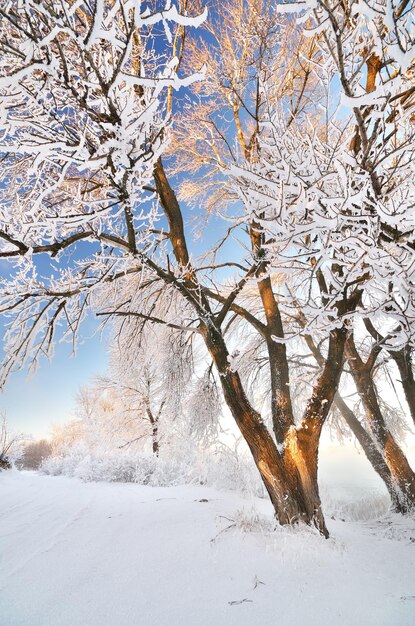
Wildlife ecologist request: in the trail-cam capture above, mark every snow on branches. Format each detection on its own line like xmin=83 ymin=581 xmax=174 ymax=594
xmin=0 ymin=0 xmax=205 ymax=382
xmin=228 ymin=0 xmax=415 ymax=347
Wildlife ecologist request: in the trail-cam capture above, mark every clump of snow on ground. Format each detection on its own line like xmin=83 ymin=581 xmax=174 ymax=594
xmin=1 ymin=469 xmax=415 ymax=626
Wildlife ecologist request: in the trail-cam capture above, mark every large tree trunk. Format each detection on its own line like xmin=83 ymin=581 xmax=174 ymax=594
xmin=247 ymin=232 xmax=336 ymax=535
xmin=284 ymin=422 xmax=328 ymax=536
xmin=346 ymin=338 xmax=415 ymax=512
xmin=303 ymin=320 xmax=404 ymax=508
xmin=155 ymin=156 xmax=332 ymax=535
xmin=202 ymin=322 xmax=329 ymax=535
xmin=302 ymin=321 xmax=407 ymax=510
xmin=281 ymin=325 xmax=350 ymax=536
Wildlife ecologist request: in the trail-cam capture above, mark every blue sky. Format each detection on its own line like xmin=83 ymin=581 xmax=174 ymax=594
xmin=0 ymin=313 xmax=108 ymax=438
xmin=0 ymin=245 xmax=111 ymax=437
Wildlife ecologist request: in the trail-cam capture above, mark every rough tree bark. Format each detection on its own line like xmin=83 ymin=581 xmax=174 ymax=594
xmin=346 ymin=335 xmax=415 ymax=512
xmin=248 ymin=220 xmax=342 ymax=536
xmin=282 ymin=326 xmax=347 ymax=537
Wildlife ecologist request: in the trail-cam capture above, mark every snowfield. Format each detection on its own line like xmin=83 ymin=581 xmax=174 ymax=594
xmin=1 ymin=470 xmax=415 ymax=626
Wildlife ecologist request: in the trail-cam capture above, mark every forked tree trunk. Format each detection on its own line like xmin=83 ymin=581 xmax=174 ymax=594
xmin=281 ymin=324 xmax=350 ymax=536
xmin=155 ymin=157 xmax=332 ymax=535
xmin=202 ymin=323 xmax=330 ymax=536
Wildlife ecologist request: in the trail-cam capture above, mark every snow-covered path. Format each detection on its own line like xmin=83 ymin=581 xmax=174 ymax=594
xmin=1 ymin=471 xmax=415 ymax=626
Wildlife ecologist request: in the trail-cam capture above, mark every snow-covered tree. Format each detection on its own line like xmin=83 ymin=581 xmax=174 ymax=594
xmin=0 ymin=0 xmax=205 ymax=380
xmin=2 ymin=0 xmax=415 ymax=535
xmin=170 ymin=0 xmax=415 ymax=519
xmin=0 ymin=415 xmax=25 ymax=469
xmin=18 ymin=439 xmax=52 ymax=470
xmin=257 ymin=0 xmax=415 ymax=509
xmin=100 ymin=317 xmax=194 ymax=456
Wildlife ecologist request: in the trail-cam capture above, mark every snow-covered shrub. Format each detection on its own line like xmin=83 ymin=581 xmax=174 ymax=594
xmin=42 ymin=450 xmax=195 ymax=487
xmin=17 ymin=439 xmax=52 ymax=470
xmin=41 ymin=420 xmax=394 ymax=524
xmin=40 ymin=435 xmax=266 ymax=496
xmin=41 ymin=444 xmax=89 ymax=478
xmin=0 ymin=415 xmax=26 ymax=470
xmin=194 ymin=445 xmax=265 ymax=498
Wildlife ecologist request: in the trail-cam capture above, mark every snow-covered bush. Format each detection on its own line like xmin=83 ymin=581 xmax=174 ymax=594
xmin=41 ymin=446 xmax=196 ymax=487
xmin=17 ymin=439 xmax=52 ymax=470
xmin=40 ymin=434 xmax=266 ymax=495
xmin=195 ymin=444 xmax=266 ymax=498
xmin=0 ymin=415 xmax=25 ymax=470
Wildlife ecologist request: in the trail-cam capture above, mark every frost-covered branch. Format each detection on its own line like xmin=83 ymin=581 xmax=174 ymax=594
xmin=0 ymin=0 xmax=205 ymax=379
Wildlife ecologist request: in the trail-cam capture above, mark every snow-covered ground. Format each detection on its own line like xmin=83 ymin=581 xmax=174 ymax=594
xmin=1 ymin=469 xmax=415 ymax=626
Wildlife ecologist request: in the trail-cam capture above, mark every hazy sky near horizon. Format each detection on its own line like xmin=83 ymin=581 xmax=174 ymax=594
xmin=0 ymin=210 xmax=236 ymax=439
xmin=1 ymin=317 xmax=108 ymax=438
